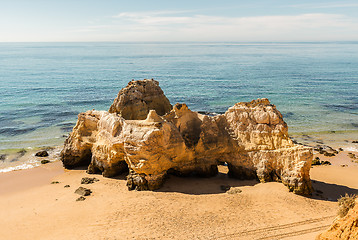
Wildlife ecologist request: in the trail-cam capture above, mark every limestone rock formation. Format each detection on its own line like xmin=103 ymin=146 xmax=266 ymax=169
xmin=317 ymin=198 xmax=358 ymax=240
xmin=61 ymin=79 xmax=313 ymax=195
xmin=109 ymin=79 xmax=172 ymax=120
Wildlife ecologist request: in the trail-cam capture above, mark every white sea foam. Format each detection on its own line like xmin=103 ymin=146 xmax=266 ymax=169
xmin=0 ymin=162 xmax=40 ymax=173
xmin=0 ymin=154 xmax=43 ymax=173
xmin=344 ymin=146 xmax=358 ymax=152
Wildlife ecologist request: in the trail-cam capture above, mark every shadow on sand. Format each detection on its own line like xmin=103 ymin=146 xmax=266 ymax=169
xmin=155 ymin=171 xmax=259 ymax=195
xmin=312 ymin=180 xmax=358 ymax=202
xmin=71 ymin=164 xmax=358 ymax=199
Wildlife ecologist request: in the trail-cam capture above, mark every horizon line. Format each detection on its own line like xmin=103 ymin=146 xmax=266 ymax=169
xmin=1 ymin=40 xmax=358 ymax=44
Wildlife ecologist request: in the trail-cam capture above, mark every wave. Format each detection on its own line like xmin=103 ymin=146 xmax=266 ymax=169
xmin=0 ymin=158 xmax=41 ymax=173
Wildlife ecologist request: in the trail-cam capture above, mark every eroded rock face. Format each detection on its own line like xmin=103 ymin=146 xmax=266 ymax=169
xmin=108 ymin=79 xmax=172 ymax=120
xmin=61 ymin=110 xmax=104 ymax=169
xmin=61 ymin=79 xmax=313 ymax=195
xmin=317 ymin=198 xmax=358 ymax=240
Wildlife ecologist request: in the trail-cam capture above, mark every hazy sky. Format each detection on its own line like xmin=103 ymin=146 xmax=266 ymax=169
xmin=1 ymin=0 xmax=358 ymax=42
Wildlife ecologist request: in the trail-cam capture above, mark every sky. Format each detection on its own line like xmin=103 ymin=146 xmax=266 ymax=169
xmin=1 ymin=0 xmax=358 ymax=42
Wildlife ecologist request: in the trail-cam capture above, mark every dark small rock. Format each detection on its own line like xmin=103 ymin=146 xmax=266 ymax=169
xmin=352 ymin=141 xmax=358 ymax=143
xmin=227 ymin=187 xmax=242 ymax=194
xmin=312 ymin=157 xmax=321 ymax=165
xmin=64 ymin=185 xmax=70 ymax=188
xmin=318 ymin=150 xmax=325 ymax=154
xmin=220 ymin=185 xmax=231 ymax=191
xmin=0 ymin=154 xmax=6 ymax=161
xmin=17 ymin=149 xmax=26 ymax=157
xmin=338 ymin=148 xmax=343 ymax=151
xmin=321 ymin=161 xmax=332 ymax=165
xmin=341 ymin=164 xmax=348 ymax=167
xmin=81 ymin=177 xmax=99 ymax=184
xmin=51 ymin=181 xmax=60 ymax=184
xmin=35 ymin=150 xmax=49 ymax=157
xmin=75 ymin=186 xmax=92 ymax=196
xmin=41 ymin=159 xmax=50 ymax=164
xmin=324 ymin=152 xmax=335 ymax=157
xmin=76 ymin=196 xmax=86 ymax=201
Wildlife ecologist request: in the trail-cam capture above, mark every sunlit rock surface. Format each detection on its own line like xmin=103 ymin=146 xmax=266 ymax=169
xmin=61 ymin=79 xmax=313 ymax=195
xmin=317 ymin=198 xmax=358 ymax=240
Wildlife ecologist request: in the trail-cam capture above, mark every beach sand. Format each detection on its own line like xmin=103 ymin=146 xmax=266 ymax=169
xmin=0 ymin=151 xmax=357 ymax=240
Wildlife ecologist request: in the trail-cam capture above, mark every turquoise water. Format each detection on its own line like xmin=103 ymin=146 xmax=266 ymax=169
xmin=1 ymin=42 xmax=358 ymax=153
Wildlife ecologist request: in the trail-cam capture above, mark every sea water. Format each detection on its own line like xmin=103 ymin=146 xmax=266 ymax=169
xmin=1 ymin=42 xmax=358 ymax=171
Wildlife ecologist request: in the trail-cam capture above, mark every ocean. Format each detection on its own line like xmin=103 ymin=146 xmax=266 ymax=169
xmin=1 ymin=42 xmax=358 ymax=171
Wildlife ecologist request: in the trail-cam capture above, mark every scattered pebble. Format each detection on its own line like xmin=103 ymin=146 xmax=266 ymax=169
xmin=314 ymin=145 xmax=338 ymax=156
xmin=76 ymin=196 xmax=86 ymax=201
xmin=312 ymin=158 xmax=331 ymax=166
xmin=324 ymin=152 xmax=336 ymax=157
xmin=348 ymin=153 xmax=357 ymax=159
xmin=321 ymin=161 xmax=332 ymax=165
xmin=64 ymin=185 xmax=70 ymax=188
xmin=75 ymin=187 xmax=92 ymax=196
xmin=41 ymin=159 xmax=50 ymax=164
xmin=81 ymin=177 xmax=99 ymax=184
xmin=227 ymin=187 xmax=242 ymax=194
xmin=17 ymin=149 xmax=27 ymax=157
xmin=35 ymin=150 xmax=49 ymax=157
xmin=352 ymin=141 xmax=358 ymax=143
xmin=312 ymin=157 xmax=321 ymax=165
xmin=51 ymin=181 xmax=60 ymax=184
xmin=0 ymin=154 xmax=6 ymax=161
xmin=341 ymin=164 xmax=348 ymax=167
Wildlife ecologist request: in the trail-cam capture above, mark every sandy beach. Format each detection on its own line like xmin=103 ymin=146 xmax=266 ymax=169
xmin=0 ymin=149 xmax=357 ymax=240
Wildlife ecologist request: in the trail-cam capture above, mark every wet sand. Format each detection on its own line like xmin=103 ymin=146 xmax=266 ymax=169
xmin=0 ymin=150 xmax=357 ymax=240
xmin=0 ymin=161 xmax=64 ymax=196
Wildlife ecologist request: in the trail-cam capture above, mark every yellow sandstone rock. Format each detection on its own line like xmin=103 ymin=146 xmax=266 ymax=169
xmin=317 ymin=198 xmax=358 ymax=240
xmin=61 ymin=79 xmax=313 ymax=195
xmin=108 ymin=79 xmax=172 ymax=120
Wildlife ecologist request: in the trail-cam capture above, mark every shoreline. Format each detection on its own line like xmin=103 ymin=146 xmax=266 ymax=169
xmin=0 ymin=160 xmax=64 ymax=196
xmin=0 ymin=145 xmax=62 ymax=173
xmin=290 ymin=130 xmax=358 ymax=151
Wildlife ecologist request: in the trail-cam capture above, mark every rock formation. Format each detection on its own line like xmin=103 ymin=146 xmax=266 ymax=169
xmin=317 ymin=198 xmax=358 ymax=240
xmin=108 ymin=79 xmax=172 ymax=120
xmin=61 ymin=79 xmax=313 ymax=195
